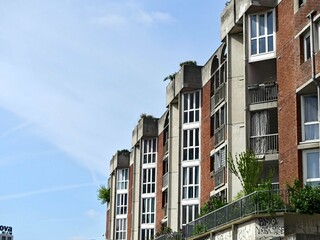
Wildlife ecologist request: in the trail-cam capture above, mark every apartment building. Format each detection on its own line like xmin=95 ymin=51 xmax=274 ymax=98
xmin=105 ymin=0 xmax=320 ymax=239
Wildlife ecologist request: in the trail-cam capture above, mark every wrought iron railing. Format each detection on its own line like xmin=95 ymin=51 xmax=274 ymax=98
xmin=250 ymin=133 xmax=279 ymax=155
xmin=184 ymin=189 xmax=290 ymax=238
xmin=248 ymin=83 xmax=277 ymax=104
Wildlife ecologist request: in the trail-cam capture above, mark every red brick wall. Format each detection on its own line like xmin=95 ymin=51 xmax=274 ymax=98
xmin=277 ymin=0 xmax=320 ymax=188
xmin=156 ymin=132 xmax=165 ymax=233
xmin=200 ymin=81 xmax=214 ymax=205
xmin=127 ymin=164 xmax=134 ymax=240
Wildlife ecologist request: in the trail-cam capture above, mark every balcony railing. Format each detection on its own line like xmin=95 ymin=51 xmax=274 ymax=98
xmin=162 ymin=172 xmax=168 ymax=188
xmin=155 ymin=232 xmax=183 ymax=240
xmin=250 ymin=133 xmax=278 ymax=155
xmin=214 ymin=167 xmax=225 ymax=189
xmin=211 ymin=83 xmax=226 ymax=113
xmin=214 ymin=124 xmax=226 ymax=147
xmin=184 ymin=189 xmax=290 ymax=238
xmin=248 ymin=83 xmax=277 ymax=104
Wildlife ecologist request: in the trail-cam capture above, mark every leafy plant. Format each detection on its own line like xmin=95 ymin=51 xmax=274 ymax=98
xmin=97 ymin=185 xmax=110 ymax=204
xmin=228 ymin=150 xmax=263 ymax=195
xmin=191 ymin=223 xmax=207 ymax=236
xmin=155 ymin=227 xmax=182 ymax=240
xmin=200 ymin=195 xmax=226 ymax=216
xmin=287 ymin=179 xmax=320 ymax=214
xmin=163 ymin=61 xmax=197 ymax=81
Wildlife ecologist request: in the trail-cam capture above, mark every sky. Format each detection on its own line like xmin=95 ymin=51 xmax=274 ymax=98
xmin=0 ymin=1 xmax=226 ymax=240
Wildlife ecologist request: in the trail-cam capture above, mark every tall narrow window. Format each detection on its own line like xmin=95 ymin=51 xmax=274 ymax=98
xmin=183 ymin=128 xmax=200 ymax=161
xmin=115 ymin=219 xmax=127 ymax=240
xmin=116 ymin=193 xmax=128 ymax=215
xmin=182 ymin=166 xmax=199 ymax=199
xmin=182 ymin=204 xmax=199 ymax=225
xmin=142 ymin=198 xmax=155 ymax=224
xmin=302 ymin=95 xmax=319 ymax=141
xmin=250 ymin=10 xmax=275 ymax=59
xmin=303 ymin=150 xmax=320 ymax=186
xmin=117 ymin=168 xmax=129 ymax=190
xmin=142 ymin=168 xmax=156 ymax=194
xmin=304 ymin=32 xmax=311 ymax=61
xmin=183 ymin=91 xmax=200 ymax=124
xmin=143 ymin=139 xmax=157 ymax=164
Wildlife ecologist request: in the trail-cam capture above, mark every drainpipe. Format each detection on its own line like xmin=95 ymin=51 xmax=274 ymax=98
xmin=307 ymin=10 xmax=320 ymax=146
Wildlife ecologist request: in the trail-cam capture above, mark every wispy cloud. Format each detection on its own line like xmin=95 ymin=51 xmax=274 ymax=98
xmin=0 ymin=182 xmax=95 ymax=201
xmin=135 ymin=10 xmax=174 ymax=24
xmin=0 ymin=121 xmax=32 ymax=138
xmin=84 ymin=209 xmax=100 ymax=218
xmin=91 ymin=14 xmax=127 ymax=28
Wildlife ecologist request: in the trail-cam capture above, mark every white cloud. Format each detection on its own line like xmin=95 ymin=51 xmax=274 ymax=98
xmin=91 ymin=14 xmax=127 ymax=27
xmin=135 ymin=10 xmax=174 ymax=25
xmin=0 ymin=182 xmax=95 ymax=201
xmin=84 ymin=209 xmax=100 ymax=218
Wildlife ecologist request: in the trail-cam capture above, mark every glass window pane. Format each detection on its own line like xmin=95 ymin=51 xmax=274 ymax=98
xmin=195 ymin=91 xmax=200 ymax=108
xmin=305 ymin=96 xmax=318 ymax=122
xmin=268 ymin=36 xmax=274 ymax=52
xmin=190 ymin=93 xmax=194 ymax=109
xmin=251 ymin=15 xmax=257 ymax=38
xmin=307 ymin=152 xmax=320 ymax=179
xmin=184 ymin=95 xmax=188 ymax=110
xmin=259 ymin=37 xmax=266 ymax=53
xmin=259 ymin=14 xmax=265 ymax=36
xmin=251 ymin=39 xmax=257 ymax=55
xmin=267 ymin=11 xmax=273 ymax=34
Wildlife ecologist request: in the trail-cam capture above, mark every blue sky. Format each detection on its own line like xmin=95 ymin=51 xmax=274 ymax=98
xmin=0 ymin=1 xmax=226 ymax=239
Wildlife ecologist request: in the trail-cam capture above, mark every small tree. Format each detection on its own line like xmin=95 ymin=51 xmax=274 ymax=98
xmin=228 ymin=150 xmax=263 ymax=195
xmin=97 ymin=185 xmax=110 ymax=204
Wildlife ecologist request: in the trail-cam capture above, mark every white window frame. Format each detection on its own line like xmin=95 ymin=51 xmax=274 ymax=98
xmin=303 ymin=31 xmax=311 ymax=61
xmin=116 ymin=193 xmax=128 ymax=215
xmin=181 ymin=204 xmax=199 ymax=225
xmin=141 ymin=228 xmax=154 ymax=240
xmin=141 ymin=197 xmax=155 ymax=224
xmin=301 ymin=95 xmax=319 ymax=142
xmin=303 ymin=149 xmax=320 ymax=185
xmin=143 ymin=139 xmax=157 ymax=164
xmin=213 ymin=147 xmax=226 ymax=172
xmin=117 ymin=168 xmax=129 ymax=190
xmin=183 ymin=91 xmax=201 ymax=124
xmin=142 ymin=168 xmax=156 ymax=194
xmin=249 ymin=9 xmax=276 ymax=62
xmin=182 ymin=166 xmax=199 ymax=199
xmin=299 ymin=0 xmax=306 ymax=7
xmin=182 ymin=128 xmax=200 ymax=161
xmin=115 ymin=218 xmax=127 ymax=240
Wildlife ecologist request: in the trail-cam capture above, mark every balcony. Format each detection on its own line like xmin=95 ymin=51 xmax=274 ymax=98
xmin=214 ymin=167 xmax=225 ymax=189
xmin=250 ymin=133 xmax=278 ymax=155
xmin=248 ymin=83 xmax=277 ymax=105
xmin=184 ymin=189 xmax=289 ymax=238
xmin=211 ymin=83 xmax=226 ymax=113
xmin=162 ymin=172 xmax=168 ymax=189
xmin=214 ymin=124 xmax=226 ymax=147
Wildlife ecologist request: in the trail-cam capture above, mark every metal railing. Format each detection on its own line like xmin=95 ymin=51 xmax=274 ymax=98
xmin=250 ymin=133 xmax=279 ymax=155
xmin=155 ymin=232 xmax=183 ymax=240
xmin=184 ymin=189 xmax=290 ymax=238
xmin=248 ymin=83 xmax=277 ymax=104
xmin=211 ymin=83 xmax=226 ymax=113
xmin=162 ymin=172 xmax=168 ymax=188
xmin=214 ymin=167 xmax=225 ymax=189
xmin=214 ymin=124 xmax=226 ymax=147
